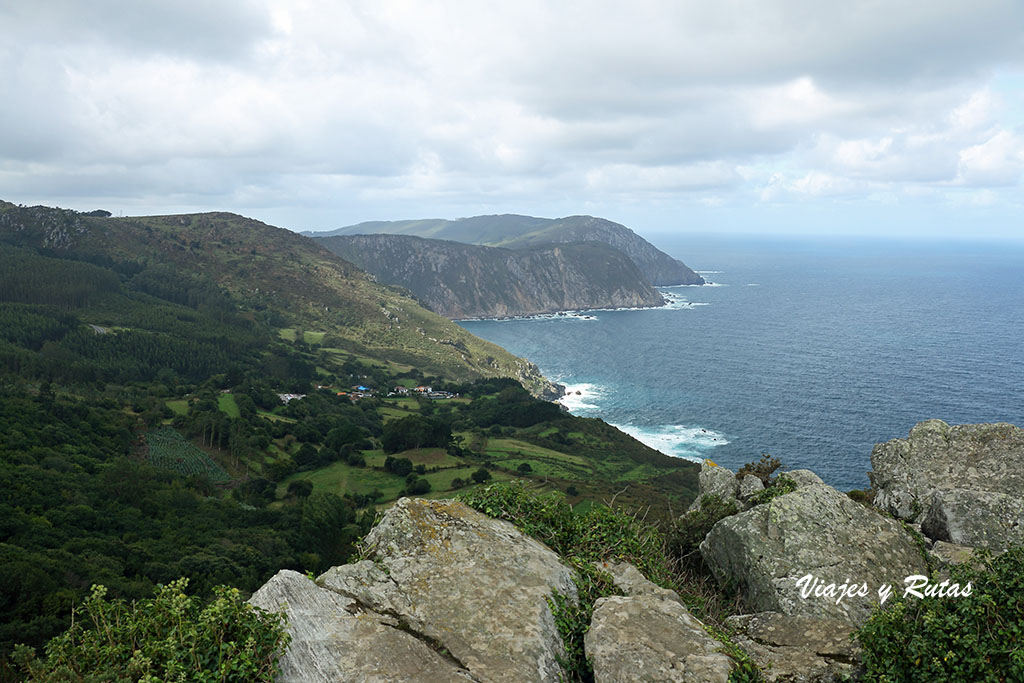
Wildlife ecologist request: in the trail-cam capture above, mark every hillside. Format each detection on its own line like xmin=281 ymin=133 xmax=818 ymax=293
xmin=0 ymin=201 xmax=556 ymax=397
xmin=312 ymin=213 xmax=705 ymax=286
xmin=317 ymin=233 xmax=665 ymax=318
xmin=0 ymin=200 xmax=699 ymax=664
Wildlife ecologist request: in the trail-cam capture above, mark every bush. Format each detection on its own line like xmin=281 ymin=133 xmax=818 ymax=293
xmin=471 ymin=467 xmax=492 ymax=484
xmin=736 ymin=453 xmax=781 ymax=487
xmin=856 ymin=547 xmax=1024 ymax=682
xmin=516 ymin=462 xmax=533 ymax=474
xmin=667 ymin=494 xmax=739 ymax=573
xmin=13 ymin=579 xmax=289 ymax=682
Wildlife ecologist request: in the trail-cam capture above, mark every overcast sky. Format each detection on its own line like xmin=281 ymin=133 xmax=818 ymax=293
xmin=2 ymin=1 xmax=1023 ymax=239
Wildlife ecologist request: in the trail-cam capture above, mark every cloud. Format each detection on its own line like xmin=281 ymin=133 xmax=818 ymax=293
xmin=1 ymin=0 xmax=1023 ymax=235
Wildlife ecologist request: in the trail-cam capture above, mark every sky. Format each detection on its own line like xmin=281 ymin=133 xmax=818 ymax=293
xmin=1 ymin=1 xmax=1023 ymax=240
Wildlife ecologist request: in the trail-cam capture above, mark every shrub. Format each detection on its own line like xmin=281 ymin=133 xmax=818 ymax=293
xmin=856 ymin=547 xmax=1024 ymax=682
xmin=471 ymin=467 xmax=492 ymax=484
xmin=736 ymin=453 xmax=781 ymax=487
xmin=516 ymin=462 xmax=533 ymax=474
xmin=13 ymin=579 xmax=289 ymax=682
xmin=667 ymin=494 xmax=739 ymax=573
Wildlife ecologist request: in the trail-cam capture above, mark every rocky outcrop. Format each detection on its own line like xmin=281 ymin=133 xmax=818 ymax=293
xmin=870 ymin=420 xmax=1024 ymax=550
xmin=586 ymin=561 xmax=734 ymax=682
xmin=317 ymin=234 xmax=665 ymax=318
xmin=252 ymin=498 xmax=577 ymax=682
xmin=700 ymin=475 xmax=927 ymax=625
xmin=725 ymin=612 xmax=857 ymax=683
xmin=249 ymin=570 xmax=475 ymax=682
xmin=687 ymin=461 xmax=740 ymax=512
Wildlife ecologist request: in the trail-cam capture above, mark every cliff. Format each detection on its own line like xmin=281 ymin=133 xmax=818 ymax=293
xmin=311 ymin=213 xmax=705 ymax=287
xmin=316 ymin=233 xmax=665 ymax=319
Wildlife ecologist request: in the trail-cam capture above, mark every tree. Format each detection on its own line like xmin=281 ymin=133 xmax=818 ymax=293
xmin=287 ymin=480 xmax=314 ymax=499
xmin=383 ymin=456 xmax=413 ymax=477
xmin=471 ymin=468 xmax=492 ymax=484
xmin=516 ymin=463 xmax=533 ymax=475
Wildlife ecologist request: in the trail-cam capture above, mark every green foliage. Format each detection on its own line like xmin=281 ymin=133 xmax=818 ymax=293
xmin=736 ymin=453 xmax=781 ymax=487
xmin=471 ymin=467 xmax=492 ymax=483
xmin=547 ymin=561 xmax=619 ymax=683
xmin=381 ymin=414 xmax=450 ymax=453
xmin=746 ymin=475 xmax=797 ymax=506
xmin=667 ymin=494 xmax=739 ymax=573
xmin=145 ymin=428 xmax=230 ymax=483
xmin=13 ymin=579 xmax=289 ymax=682
xmin=856 ymin=547 xmax=1024 ymax=682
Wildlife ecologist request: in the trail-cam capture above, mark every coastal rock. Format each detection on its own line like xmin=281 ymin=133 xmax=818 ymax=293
xmin=929 ymin=540 xmax=978 ymax=567
xmin=700 ymin=483 xmax=927 ymax=625
xmin=781 ymin=470 xmax=824 ymax=489
xmin=597 ymin=560 xmax=682 ymax=603
xmin=359 ymin=498 xmax=576 ymax=682
xmin=739 ymin=475 xmax=765 ymax=502
xmin=725 ymin=612 xmax=857 ymax=683
xmin=920 ymin=488 xmax=1024 ymax=550
xmin=870 ymin=420 xmax=1024 ymax=550
xmin=248 ymin=570 xmax=473 ymax=682
xmin=585 ymin=594 xmax=733 ymax=682
xmin=688 ymin=461 xmax=740 ymax=512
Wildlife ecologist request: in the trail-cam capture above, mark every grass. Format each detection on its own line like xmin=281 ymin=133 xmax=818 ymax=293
xmin=279 ymin=461 xmax=406 ymax=500
xmin=165 ymin=400 xmax=189 ymax=416
xmin=217 ymin=394 xmax=240 ymax=418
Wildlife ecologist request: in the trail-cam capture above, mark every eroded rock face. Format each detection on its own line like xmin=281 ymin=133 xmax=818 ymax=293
xmin=688 ymin=461 xmax=741 ymax=512
xmin=248 ymin=570 xmax=474 ymax=682
xmin=725 ymin=612 xmax=857 ymax=683
xmin=870 ymin=420 xmax=1024 ymax=550
xmin=585 ymin=564 xmax=733 ymax=683
xmin=700 ymin=483 xmax=927 ymax=625
xmin=255 ymin=498 xmax=577 ymax=683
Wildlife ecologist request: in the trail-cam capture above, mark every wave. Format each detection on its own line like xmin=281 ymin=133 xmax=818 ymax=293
xmin=696 ymin=270 xmax=723 ymax=274
xmin=556 ymin=382 xmax=606 ymax=413
xmin=609 ymin=423 xmax=729 ymax=462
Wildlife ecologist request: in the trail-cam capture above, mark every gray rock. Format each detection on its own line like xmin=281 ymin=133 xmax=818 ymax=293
xmin=725 ymin=612 xmax=857 ymax=682
xmin=700 ymin=483 xmax=927 ymax=625
xmin=739 ymin=475 xmax=765 ymax=501
xmin=361 ymin=498 xmax=576 ymax=682
xmin=929 ymin=540 xmax=978 ymax=567
xmin=586 ymin=594 xmax=733 ymax=682
xmin=249 ymin=570 xmax=474 ymax=682
xmin=920 ymin=488 xmax=1024 ymax=550
xmin=688 ymin=461 xmax=740 ymax=512
xmin=870 ymin=420 xmax=1024 ymax=550
xmin=780 ymin=470 xmax=824 ymax=489
xmin=597 ymin=560 xmax=684 ymax=604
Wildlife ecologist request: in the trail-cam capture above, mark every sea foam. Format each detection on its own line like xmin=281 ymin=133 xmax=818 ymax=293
xmin=609 ymin=423 xmax=729 ymax=462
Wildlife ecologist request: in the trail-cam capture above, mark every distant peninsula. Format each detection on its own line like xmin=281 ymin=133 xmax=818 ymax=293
xmin=312 ymin=214 xmax=703 ymax=319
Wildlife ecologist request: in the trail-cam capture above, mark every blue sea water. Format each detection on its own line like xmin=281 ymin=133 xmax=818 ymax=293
xmin=459 ymin=234 xmax=1024 ymax=491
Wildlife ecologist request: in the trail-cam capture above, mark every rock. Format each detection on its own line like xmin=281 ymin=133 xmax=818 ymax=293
xmin=597 ymin=560 xmax=682 ymax=603
xmin=586 ymin=594 xmax=733 ymax=682
xmin=688 ymin=461 xmax=740 ymax=512
xmin=929 ymin=540 xmax=978 ymax=567
xmin=700 ymin=483 xmax=927 ymax=625
xmin=726 ymin=612 xmax=857 ymax=682
xmin=739 ymin=475 xmax=765 ymax=502
xmin=780 ymin=470 xmax=824 ymax=489
xmin=870 ymin=420 xmax=1024 ymax=550
xmin=920 ymin=488 xmax=1024 ymax=550
xmin=359 ymin=498 xmax=577 ymax=682
xmin=249 ymin=570 xmax=474 ymax=682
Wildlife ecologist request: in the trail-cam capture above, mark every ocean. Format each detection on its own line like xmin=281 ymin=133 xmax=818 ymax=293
xmin=459 ymin=234 xmax=1024 ymax=491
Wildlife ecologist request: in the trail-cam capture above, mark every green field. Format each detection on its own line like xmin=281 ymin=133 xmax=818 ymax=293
xmin=165 ymin=400 xmax=189 ymax=416
xmin=217 ymin=393 xmax=240 ymax=418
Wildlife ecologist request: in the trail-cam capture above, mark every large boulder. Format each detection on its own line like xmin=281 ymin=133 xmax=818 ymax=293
xmin=253 ymin=498 xmax=578 ymax=683
xmin=870 ymin=420 xmax=1024 ymax=550
xmin=687 ymin=460 xmax=740 ymax=512
xmin=249 ymin=570 xmax=474 ymax=682
xmin=586 ymin=561 xmax=734 ymax=682
xmin=725 ymin=612 xmax=857 ymax=683
xmin=700 ymin=483 xmax=927 ymax=625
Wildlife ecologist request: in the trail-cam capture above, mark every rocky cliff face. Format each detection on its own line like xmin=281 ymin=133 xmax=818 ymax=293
xmin=312 ymin=213 xmax=705 ymax=287
xmin=870 ymin=420 xmax=1024 ymax=550
xmin=317 ymin=234 xmax=665 ymax=319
